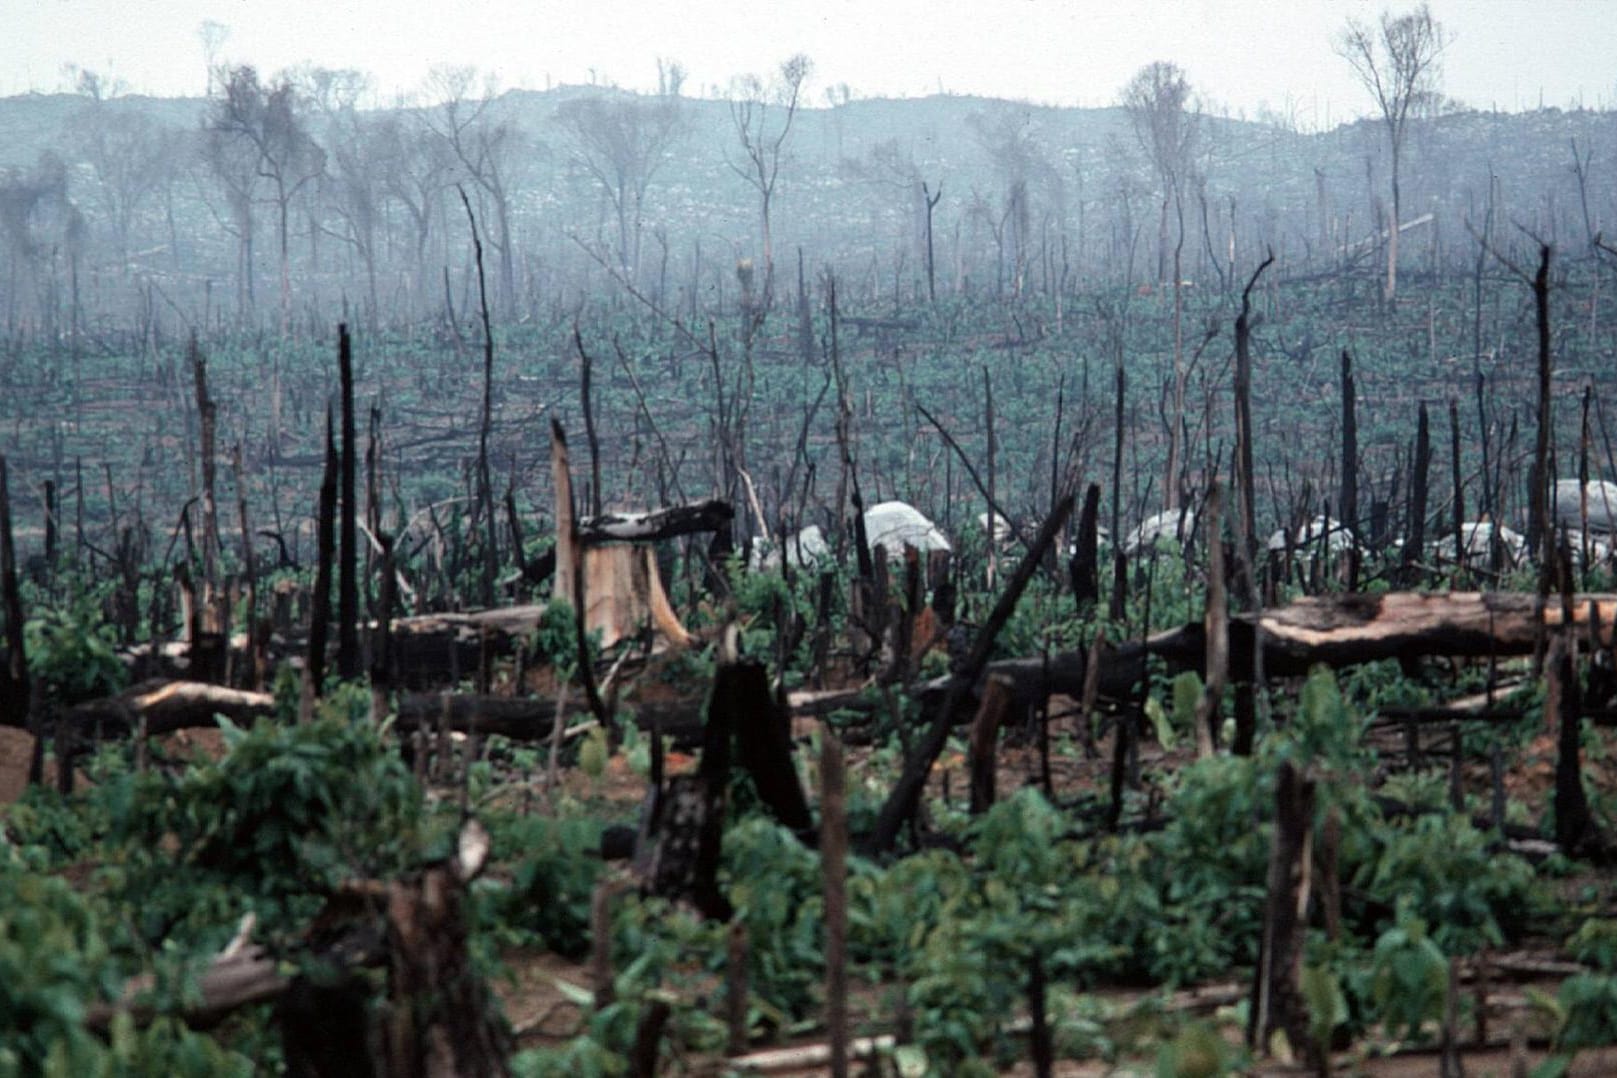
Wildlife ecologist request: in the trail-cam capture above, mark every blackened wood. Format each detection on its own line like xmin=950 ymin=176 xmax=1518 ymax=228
xmin=1551 ymin=625 xmax=1600 ymax=858
xmin=1106 ymin=699 xmax=1131 ymax=832
xmin=379 ymin=859 xmax=511 ymax=1077
xmin=1404 ymin=403 xmax=1431 ymax=585
xmin=1149 ymin=591 xmax=1617 ymax=676
xmin=821 ymin=732 xmax=849 ymax=1078
xmin=306 ymin=412 xmax=338 ymax=708
xmin=1319 ymin=807 xmax=1342 ymax=942
xmin=1109 ymin=361 xmax=1127 ymax=622
xmin=575 ymin=328 xmax=603 ymax=519
xmin=460 ymin=188 xmax=501 ymax=611
xmin=720 ymin=661 xmax=813 ymax=835
xmin=1195 ymin=483 xmax=1227 ymax=758
xmin=725 ymin=921 xmax=750 ymax=1056
xmin=1233 ymin=682 xmax=1256 ymax=757
xmin=1251 ymin=761 xmax=1316 ymax=1064
xmin=228 ymin=451 xmax=257 ymax=689
xmin=191 ymin=336 xmax=221 ymax=617
xmin=1529 ymin=245 xmax=1552 ymax=560
xmin=590 ymin=881 xmax=617 ymax=1010
xmin=551 ymin=421 xmax=610 ymax=728
xmin=1070 ymin=482 xmax=1101 ymax=608
xmin=868 ymin=492 xmax=1074 ymax=853
xmin=968 ymin=673 xmax=1015 ymax=814
xmin=1028 ymin=953 xmax=1052 ymax=1078
xmin=0 ymin=456 xmax=29 ymax=731
xmin=42 ymin=478 xmax=56 ymax=578
xmin=629 ymin=999 xmax=671 ymax=1078
xmin=1450 ymin=399 xmax=1466 ymax=578
xmin=371 ymin=533 xmax=394 ymax=710
xmin=1234 ymin=253 xmax=1274 ymax=573
xmin=337 ymin=324 xmax=360 ymax=680
xmin=1341 ymin=350 xmax=1360 ymax=589
xmin=279 ymin=969 xmax=373 ymax=1077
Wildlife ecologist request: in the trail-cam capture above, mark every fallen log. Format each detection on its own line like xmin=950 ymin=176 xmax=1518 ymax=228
xmin=906 ymin=591 xmax=1617 ymax=733
xmin=575 ymin=499 xmax=733 ymax=545
xmin=1150 ymin=591 xmax=1617 ymax=679
xmin=65 ymin=679 xmax=277 ymax=740
xmin=392 ymin=691 xmax=707 ymax=745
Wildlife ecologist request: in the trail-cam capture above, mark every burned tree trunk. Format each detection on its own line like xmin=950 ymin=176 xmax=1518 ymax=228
xmin=1251 ymin=761 xmax=1316 ymax=1064
xmin=1403 ymin=403 xmax=1431 ymax=586
xmin=1069 ymin=482 xmax=1101 ymax=609
xmin=1341 ymin=351 xmax=1359 ymax=589
xmin=303 ymin=413 xmax=338 ymax=716
xmin=869 ymin=493 xmax=1074 ymax=853
xmin=0 ymin=457 xmax=29 ymax=732
xmin=338 ymin=324 xmax=360 ymax=680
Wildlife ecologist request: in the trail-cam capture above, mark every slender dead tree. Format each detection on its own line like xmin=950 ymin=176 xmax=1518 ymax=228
xmin=337 ymin=324 xmax=359 ymax=679
xmin=1122 ymin=61 xmax=1198 ymax=510
xmin=727 ymin=54 xmax=812 ymax=305
xmin=1336 ymin=3 xmax=1448 ymax=303
xmin=459 ymin=187 xmax=500 ymax=608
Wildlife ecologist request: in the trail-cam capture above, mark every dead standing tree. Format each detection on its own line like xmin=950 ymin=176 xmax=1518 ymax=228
xmin=558 ymin=84 xmax=686 ymax=285
xmin=1336 ymin=2 xmax=1448 ymax=305
xmin=205 ymin=66 xmax=325 ymax=335
xmin=424 ymin=67 xmax=521 ymax=309
xmin=1122 ymin=61 xmax=1199 ymax=512
xmin=727 ymin=53 xmax=812 ymax=307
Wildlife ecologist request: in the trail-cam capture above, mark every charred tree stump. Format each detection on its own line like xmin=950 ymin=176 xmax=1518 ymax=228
xmin=1550 ymin=628 xmax=1604 ymax=859
xmin=1 ymin=457 xmax=33 ymax=733
xmin=821 ymin=732 xmax=849 ymax=1078
xmin=726 ymin=659 xmax=813 ymax=835
xmin=968 ymin=673 xmax=1015 ymax=814
xmin=1069 ymin=482 xmax=1101 ymax=609
xmin=377 ymin=833 xmax=510 ymax=1078
xmin=1251 ymin=761 xmax=1316 ymax=1065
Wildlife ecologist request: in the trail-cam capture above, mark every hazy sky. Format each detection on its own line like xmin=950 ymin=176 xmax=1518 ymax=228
xmin=6 ymin=0 xmax=1613 ymax=127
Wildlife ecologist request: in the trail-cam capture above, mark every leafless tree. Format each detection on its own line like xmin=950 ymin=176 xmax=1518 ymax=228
xmin=374 ymin=115 xmax=451 ymax=310
xmin=557 ymin=80 xmax=686 ymax=284
xmin=63 ymin=68 xmax=178 ymax=274
xmin=1336 ymin=2 xmax=1448 ymax=303
xmin=0 ymin=153 xmax=85 ymax=337
xmin=727 ymin=53 xmax=812 ymax=304
xmin=422 ymin=66 xmax=523 ymax=310
xmin=299 ymin=68 xmax=386 ymax=325
xmin=206 ymin=66 xmax=326 ymax=333
xmin=1122 ymin=61 xmax=1198 ymax=510
xmin=967 ymin=110 xmax=1045 ymax=298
